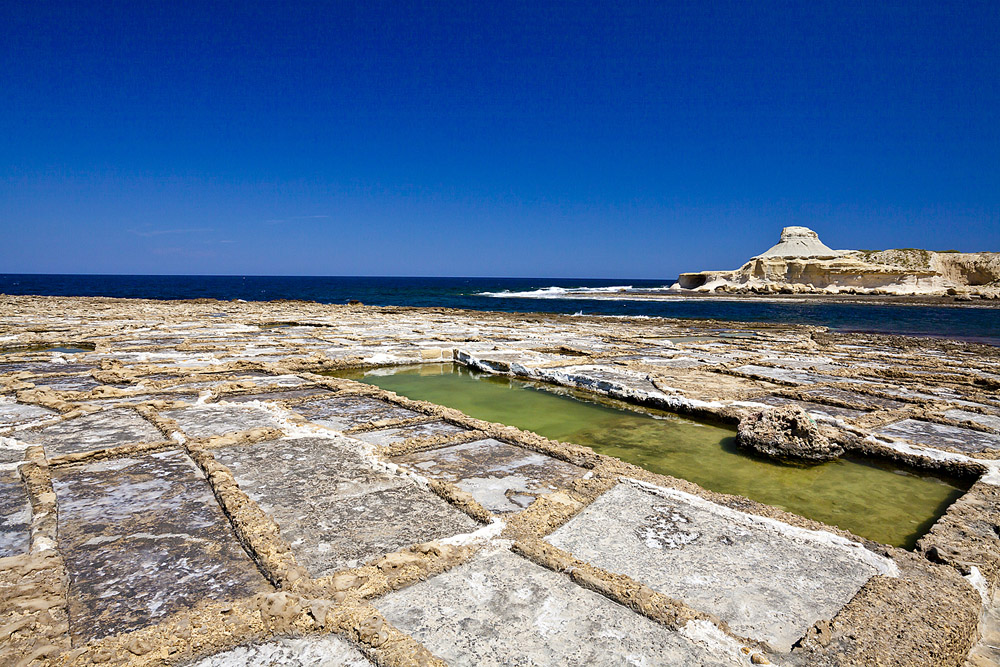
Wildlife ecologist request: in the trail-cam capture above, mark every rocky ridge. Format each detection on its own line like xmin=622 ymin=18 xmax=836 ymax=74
xmin=676 ymin=227 xmax=1000 ymax=298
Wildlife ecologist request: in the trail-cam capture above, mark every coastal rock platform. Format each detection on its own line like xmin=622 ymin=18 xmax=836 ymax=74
xmin=1 ymin=295 xmax=999 ymax=665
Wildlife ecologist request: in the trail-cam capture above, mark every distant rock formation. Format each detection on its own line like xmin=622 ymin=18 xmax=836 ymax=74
xmin=675 ymin=227 xmax=1000 ymax=298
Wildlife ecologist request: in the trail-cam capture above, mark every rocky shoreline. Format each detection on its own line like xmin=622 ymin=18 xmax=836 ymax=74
xmin=1 ymin=295 xmax=999 ymax=665
xmin=554 ymin=289 xmax=1000 ymax=307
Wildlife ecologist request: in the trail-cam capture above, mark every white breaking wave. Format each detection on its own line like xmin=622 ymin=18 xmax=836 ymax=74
xmin=477 ymin=285 xmax=636 ymax=298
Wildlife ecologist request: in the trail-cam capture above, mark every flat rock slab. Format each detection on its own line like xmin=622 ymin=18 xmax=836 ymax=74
xmin=219 ymin=387 xmax=336 ymax=404
xmin=632 ymin=356 xmax=711 ymax=369
xmin=292 ymin=396 xmax=422 ymax=431
xmin=0 ymin=437 xmax=30 ymax=467
xmin=537 ymin=364 xmax=667 ymax=399
xmin=21 ymin=407 xmax=165 ymax=456
xmin=0 ymin=402 xmax=57 ymax=431
xmin=213 ymin=436 xmax=477 ymax=575
xmin=29 ymin=374 xmax=102 ymax=391
xmin=353 ymin=419 xmax=470 ymax=446
xmin=188 ymin=635 xmax=374 ymax=667
xmin=390 ymin=438 xmax=587 ymax=514
xmin=943 ymin=409 xmax=1000 ymax=432
xmin=376 ymin=546 xmax=749 ymax=666
xmin=733 ymin=365 xmax=849 ymax=386
xmin=755 ymin=396 xmax=866 ymax=420
xmin=876 ymin=419 xmax=1000 ymax=453
xmin=803 ymin=387 xmax=906 ymax=410
xmin=1 ymin=362 xmax=94 ymax=375
xmin=162 ymin=404 xmax=282 ymax=439
xmin=0 ymin=472 xmax=30 ymax=557
xmin=759 ymin=357 xmax=840 ymax=371
xmin=546 ymin=482 xmax=889 ymax=652
xmin=51 ymin=450 xmax=270 ymax=641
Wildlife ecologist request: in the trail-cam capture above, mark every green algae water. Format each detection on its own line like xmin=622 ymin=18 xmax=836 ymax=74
xmin=330 ymin=362 xmax=970 ymax=549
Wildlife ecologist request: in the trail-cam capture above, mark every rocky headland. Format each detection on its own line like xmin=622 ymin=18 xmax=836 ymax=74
xmin=675 ymin=226 xmax=1000 ymax=299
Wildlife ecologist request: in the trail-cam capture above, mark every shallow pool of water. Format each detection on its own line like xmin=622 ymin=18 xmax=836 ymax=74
xmin=329 ymin=363 xmax=969 ymax=549
xmin=0 ymin=344 xmax=94 ymax=355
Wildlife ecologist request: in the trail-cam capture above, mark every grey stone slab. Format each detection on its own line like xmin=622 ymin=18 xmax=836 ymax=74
xmin=539 ymin=364 xmax=665 ymax=398
xmin=0 ymin=362 xmax=36 ymax=374
xmin=390 ymin=439 xmax=587 ymax=514
xmin=292 ymin=396 xmax=422 ymax=431
xmin=29 ymin=374 xmax=102 ymax=391
xmin=188 ymin=636 xmax=373 ymax=667
xmin=0 ymin=472 xmax=30 ymax=557
xmin=755 ymin=396 xmax=866 ymax=421
xmin=635 ymin=356 xmax=710 ymax=368
xmin=879 ymin=386 xmax=946 ymax=402
xmin=876 ymin=419 xmax=1000 ymax=453
xmin=0 ymin=437 xmax=29 ymax=466
xmin=169 ymin=372 xmax=278 ymax=389
xmin=353 ymin=420 xmax=469 ymax=447
xmin=0 ymin=402 xmax=58 ymax=430
xmin=1 ymin=362 xmax=94 ymax=375
xmin=943 ymin=409 xmax=1000 ymax=432
xmin=758 ymin=357 xmax=840 ymax=371
xmin=965 ymin=587 xmax=1000 ymax=667
xmin=219 ymin=387 xmax=336 ymax=404
xmin=803 ymin=387 xmax=906 ymax=410
xmin=162 ymin=404 xmax=282 ymax=439
xmin=376 ymin=546 xmax=750 ymax=666
xmin=214 ymin=436 xmax=477 ymax=575
xmin=51 ymin=450 xmax=270 ymax=641
xmin=237 ymin=374 xmax=306 ymax=387
xmin=68 ymin=392 xmax=201 ymax=407
xmin=733 ymin=365 xmax=851 ymax=386
xmin=20 ymin=407 xmax=165 ymax=456
xmin=546 ymin=482 xmax=886 ymax=652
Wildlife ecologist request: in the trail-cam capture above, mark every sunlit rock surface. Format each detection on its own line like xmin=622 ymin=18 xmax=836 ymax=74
xmin=676 ymin=226 xmax=1000 ymax=297
xmin=0 ymin=294 xmax=996 ymax=665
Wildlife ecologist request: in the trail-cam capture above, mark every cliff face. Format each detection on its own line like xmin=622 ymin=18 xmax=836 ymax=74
xmin=676 ymin=229 xmax=1000 ymax=297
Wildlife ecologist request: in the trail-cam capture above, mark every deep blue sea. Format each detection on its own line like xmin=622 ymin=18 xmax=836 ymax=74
xmin=3 ymin=274 xmax=999 ymax=346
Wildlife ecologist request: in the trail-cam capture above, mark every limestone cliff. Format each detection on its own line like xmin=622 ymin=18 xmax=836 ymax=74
xmin=676 ymin=227 xmax=1000 ymax=298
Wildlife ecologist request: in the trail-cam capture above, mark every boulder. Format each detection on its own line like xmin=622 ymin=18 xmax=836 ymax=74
xmin=737 ymin=406 xmax=843 ymax=462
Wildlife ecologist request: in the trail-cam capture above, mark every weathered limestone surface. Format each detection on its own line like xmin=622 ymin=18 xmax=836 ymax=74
xmin=877 ymin=419 xmax=1000 ymax=453
xmin=0 ymin=401 xmax=57 ymax=431
xmin=0 ymin=295 xmax=998 ymax=665
xmin=353 ymin=419 xmax=469 ymax=446
xmin=945 ymin=409 xmax=1000 ymax=432
xmin=20 ymin=407 xmax=166 ymax=456
xmin=803 ymin=387 xmax=907 ymax=410
xmin=188 ymin=635 xmax=374 ymax=666
xmin=29 ymin=374 xmax=103 ymax=392
xmin=219 ymin=387 xmax=336 ymax=403
xmin=51 ymin=450 xmax=270 ymax=641
xmin=376 ymin=546 xmax=752 ymax=666
xmin=390 ymin=438 xmax=588 ymax=513
xmin=737 ymin=406 xmax=844 ymax=462
xmin=546 ymin=482 xmax=888 ymax=652
xmin=0 ymin=471 xmax=30 ymax=556
xmin=754 ymin=395 xmax=865 ymax=421
xmin=163 ymin=403 xmax=282 ymax=439
xmin=213 ymin=435 xmax=479 ymax=574
xmin=292 ymin=396 xmax=421 ymax=430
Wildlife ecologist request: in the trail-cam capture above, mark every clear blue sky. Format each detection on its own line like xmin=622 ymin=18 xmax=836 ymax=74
xmin=2 ymin=1 xmax=997 ymax=278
